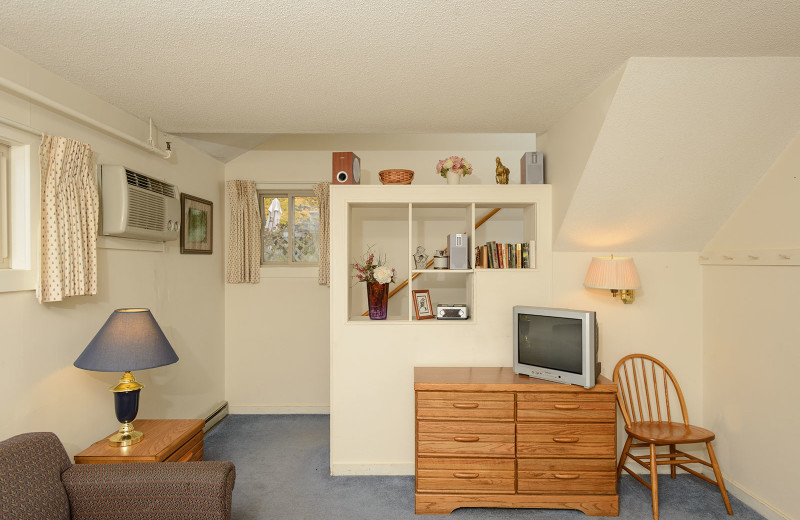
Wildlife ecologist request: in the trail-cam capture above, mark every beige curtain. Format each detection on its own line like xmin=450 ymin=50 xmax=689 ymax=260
xmin=313 ymin=182 xmax=330 ymax=287
xmin=226 ymin=180 xmax=261 ymax=284
xmin=37 ymin=134 xmax=98 ymax=303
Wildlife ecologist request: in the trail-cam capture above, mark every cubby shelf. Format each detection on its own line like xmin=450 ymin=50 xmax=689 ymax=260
xmin=331 ymin=185 xmax=552 ymax=324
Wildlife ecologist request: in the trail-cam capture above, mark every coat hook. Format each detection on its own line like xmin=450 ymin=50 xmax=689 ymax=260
xmin=779 ymin=254 xmax=791 ymax=260
xmin=748 ymin=255 xmax=759 ymax=260
xmin=699 ymin=255 xmax=709 ymax=261
xmin=723 ymin=255 xmax=734 ymax=260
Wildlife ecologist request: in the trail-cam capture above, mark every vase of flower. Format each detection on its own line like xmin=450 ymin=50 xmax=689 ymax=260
xmin=436 ymin=155 xmax=473 ymax=184
xmin=353 ymin=248 xmax=396 ymax=320
xmin=367 ymin=281 xmax=389 ymax=320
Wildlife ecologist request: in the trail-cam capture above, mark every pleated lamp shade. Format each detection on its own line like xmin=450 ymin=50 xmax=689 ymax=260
xmin=583 ymin=257 xmax=641 ymax=290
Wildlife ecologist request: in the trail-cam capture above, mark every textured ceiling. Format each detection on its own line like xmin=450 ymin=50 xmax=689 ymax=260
xmin=1 ymin=1 xmax=800 ymax=136
xmin=554 ymin=58 xmax=800 ymax=252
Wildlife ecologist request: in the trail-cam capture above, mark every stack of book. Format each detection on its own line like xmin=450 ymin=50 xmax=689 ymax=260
xmin=475 ymin=241 xmax=536 ymax=269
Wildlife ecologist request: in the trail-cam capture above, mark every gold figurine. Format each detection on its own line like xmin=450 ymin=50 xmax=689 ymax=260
xmin=495 ymin=157 xmax=510 ymax=184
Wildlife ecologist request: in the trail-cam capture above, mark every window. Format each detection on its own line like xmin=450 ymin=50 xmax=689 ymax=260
xmin=258 ymin=191 xmax=319 ymax=265
xmin=0 ymin=143 xmax=8 ymax=269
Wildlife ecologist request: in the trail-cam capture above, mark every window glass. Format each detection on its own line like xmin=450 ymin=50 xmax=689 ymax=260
xmin=259 ymin=191 xmax=319 ymax=265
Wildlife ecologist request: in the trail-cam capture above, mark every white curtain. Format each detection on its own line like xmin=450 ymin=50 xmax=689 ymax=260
xmin=313 ymin=182 xmax=330 ymax=287
xmin=226 ymin=180 xmax=261 ymax=284
xmin=37 ymin=134 xmax=98 ymax=303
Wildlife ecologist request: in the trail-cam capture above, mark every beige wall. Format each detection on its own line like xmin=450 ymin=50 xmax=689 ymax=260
xmin=538 ymin=63 xmax=625 ymax=241
xmin=0 ymin=46 xmax=226 ymax=457
xmin=701 ymin=130 xmax=800 ymax=520
xmin=224 ymin=134 xmax=535 ymax=414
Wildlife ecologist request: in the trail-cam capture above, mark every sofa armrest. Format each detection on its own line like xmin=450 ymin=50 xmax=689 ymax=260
xmin=61 ymin=461 xmax=235 ymax=520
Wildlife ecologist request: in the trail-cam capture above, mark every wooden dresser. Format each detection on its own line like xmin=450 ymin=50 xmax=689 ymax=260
xmin=415 ymin=367 xmax=618 ymax=516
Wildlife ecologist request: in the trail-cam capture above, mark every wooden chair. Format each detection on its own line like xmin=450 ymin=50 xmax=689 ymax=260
xmin=612 ymin=354 xmax=733 ymax=520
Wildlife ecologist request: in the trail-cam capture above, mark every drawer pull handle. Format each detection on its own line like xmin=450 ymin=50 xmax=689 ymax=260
xmin=453 ymin=436 xmax=480 ymax=442
xmin=554 ymin=474 xmax=580 ymax=480
xmin=453 ymin=472 xmax=479 ymax=479
xmin=177 ymin=450 xmax=194 ymax=462
xmin=552 ymin=437 xmax=579 ymax=443
xmin=554 ymin=404 xmax=580 ymax=410
xmin=452 ymin=403 xmax=479 ymax=409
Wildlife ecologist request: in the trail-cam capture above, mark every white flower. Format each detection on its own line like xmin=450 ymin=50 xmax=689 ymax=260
xmin=373 ymin=265 xmax=393 ymax=284
xmin=444 ymin=159 xmax=454 ymax=169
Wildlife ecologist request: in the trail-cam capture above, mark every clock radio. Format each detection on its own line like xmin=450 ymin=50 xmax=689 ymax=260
xmin=436 ymin=304 xmax=469 ymax=320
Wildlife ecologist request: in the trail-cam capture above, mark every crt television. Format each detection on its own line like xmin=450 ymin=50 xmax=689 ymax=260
xmin=513 ymin=306 xmax=598 ymax=389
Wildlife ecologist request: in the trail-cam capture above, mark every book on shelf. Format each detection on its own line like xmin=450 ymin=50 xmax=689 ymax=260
xmin=479 ymin=241 xmax=534 ymax=269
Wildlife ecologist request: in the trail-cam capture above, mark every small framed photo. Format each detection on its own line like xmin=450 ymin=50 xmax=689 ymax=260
xmin=180 ymin=193 xmax=213 ymax=254
xmin=412 ymin=289 xmax=434 ymax=320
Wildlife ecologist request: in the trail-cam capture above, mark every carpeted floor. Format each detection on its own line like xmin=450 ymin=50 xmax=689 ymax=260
xmin=204 ymin=415 xmax=763 ymax=520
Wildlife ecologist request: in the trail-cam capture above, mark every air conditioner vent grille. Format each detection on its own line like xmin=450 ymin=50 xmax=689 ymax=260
xmin=128 ymin=190 xmax=166 ymax=231
xmin=125 ymin=170 xmax=176 ymax=198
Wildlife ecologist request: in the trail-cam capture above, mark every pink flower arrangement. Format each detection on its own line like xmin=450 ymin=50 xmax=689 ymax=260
xmin=436 ymin=156 xmax=473 ymax=178
xmin=353 ymin=248 xmax=396 ymax=284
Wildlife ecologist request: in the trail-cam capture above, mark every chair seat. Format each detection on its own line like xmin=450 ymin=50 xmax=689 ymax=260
xmin=626 ymin=421 xmax=715 ymax=444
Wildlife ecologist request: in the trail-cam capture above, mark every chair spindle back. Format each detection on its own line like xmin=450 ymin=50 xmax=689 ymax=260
xmin=612 ymin=354 xmax=689 ymax=427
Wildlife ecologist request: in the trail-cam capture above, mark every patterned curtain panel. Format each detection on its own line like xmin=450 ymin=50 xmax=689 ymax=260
xmin=225 ymin=180 xmax=261 ymax=284
xmin=37 ymin=135 xmax=98 ymax=303
xmin=313 ymin=182 xmax=330 ymax=287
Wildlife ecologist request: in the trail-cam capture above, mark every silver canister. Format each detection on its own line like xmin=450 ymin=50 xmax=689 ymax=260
xmin=433 ymin=250 xmax=449 ymax=269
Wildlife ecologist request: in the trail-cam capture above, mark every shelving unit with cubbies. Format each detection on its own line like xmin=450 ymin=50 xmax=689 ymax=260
xmin=332 ymin=185 xmax=551 ymax=324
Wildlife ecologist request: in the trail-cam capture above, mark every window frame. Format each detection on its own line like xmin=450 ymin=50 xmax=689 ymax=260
xmin=0 ymin=125 xmax=39 ymax=293
xmin=258 ymin=189 xmax=320 ymax=267
xmin=0 ymin=143 xmax=9 ymax=269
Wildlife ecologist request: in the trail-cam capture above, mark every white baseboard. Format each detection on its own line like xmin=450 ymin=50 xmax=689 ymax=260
xmin=723 ymin=476 xmax=790 ymax=520
xmin=330 ymin=463 xmax=414 ymax=476
xmin=227 ymin=405 xmax=330 ymax=415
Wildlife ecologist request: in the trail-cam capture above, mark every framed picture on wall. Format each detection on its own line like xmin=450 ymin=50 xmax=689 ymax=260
xmin=412 ymin=289 xmax=434 ymax=320
xmin=180 ymin=193 xmax=213 ymax=254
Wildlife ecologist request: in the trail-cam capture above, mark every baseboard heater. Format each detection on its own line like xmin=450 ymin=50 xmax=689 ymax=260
xmin=204 ymin=401 xmax=229 ymax=432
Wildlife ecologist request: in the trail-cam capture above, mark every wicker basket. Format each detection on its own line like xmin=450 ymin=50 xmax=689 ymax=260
xmin=379 ymin=169 xmax=414 ymax=185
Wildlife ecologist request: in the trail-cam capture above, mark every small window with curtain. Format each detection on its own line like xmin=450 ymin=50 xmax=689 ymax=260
xmin=0 ymin=143 xmax=10 ymax=269
xmin=259 ymin=191 xmax=319 ymax=265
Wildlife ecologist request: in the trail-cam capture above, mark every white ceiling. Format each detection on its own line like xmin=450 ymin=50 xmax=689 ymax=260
xmin=1 ymin=1 xmax=800 ymax=137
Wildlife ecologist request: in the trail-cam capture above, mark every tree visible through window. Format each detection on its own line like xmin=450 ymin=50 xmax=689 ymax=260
xmin=259 ymin=191 xmax=319 ymax=265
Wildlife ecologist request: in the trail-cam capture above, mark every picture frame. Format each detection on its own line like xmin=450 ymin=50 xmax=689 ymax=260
xmin=412 ymin=289 xmax=434 ymax=320
xmin=180 ymin=193 xmax=213 ymax=254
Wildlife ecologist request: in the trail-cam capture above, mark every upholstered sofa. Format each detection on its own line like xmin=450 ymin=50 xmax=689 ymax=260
xmin=0 ymin=432 xmax=235 ymax=520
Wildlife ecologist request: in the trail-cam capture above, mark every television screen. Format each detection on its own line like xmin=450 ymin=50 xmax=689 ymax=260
xmin=518 ymin=314 xmax=583 ymax=374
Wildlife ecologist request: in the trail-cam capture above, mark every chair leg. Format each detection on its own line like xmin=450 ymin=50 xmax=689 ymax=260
xmin=617 ymin=436 xmax=633 ymax=480
xmin=650 ymin=443 xmax=659 ymax=520
xmin=706 ymin=441 xmax=733 ymax=515
xmin=669 ymin=444 xmax=677 ymax=479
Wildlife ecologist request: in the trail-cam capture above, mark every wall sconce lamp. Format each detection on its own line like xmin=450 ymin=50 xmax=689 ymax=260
xmin=583 ymin=255 xmax=641 ymax=304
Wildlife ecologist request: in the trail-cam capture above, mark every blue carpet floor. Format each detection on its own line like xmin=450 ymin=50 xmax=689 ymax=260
xmin=204 ymin=415 xmax=764 ymax=520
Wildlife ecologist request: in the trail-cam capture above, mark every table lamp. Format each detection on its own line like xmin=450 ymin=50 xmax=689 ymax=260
xmin=74 ymin=308 xmax=178 ymax=446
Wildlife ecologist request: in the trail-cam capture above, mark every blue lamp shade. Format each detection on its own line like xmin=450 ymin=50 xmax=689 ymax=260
xmin=74 ymin=308 xmax=178 ymax=372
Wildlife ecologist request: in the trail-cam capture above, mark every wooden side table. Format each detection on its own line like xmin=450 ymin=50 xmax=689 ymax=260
xmin=74 ymin=419 xmax=204 ymax=464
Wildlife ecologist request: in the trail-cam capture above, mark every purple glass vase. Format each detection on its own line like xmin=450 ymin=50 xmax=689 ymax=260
xmin=367 ymin=281 xmax=389 ymax=320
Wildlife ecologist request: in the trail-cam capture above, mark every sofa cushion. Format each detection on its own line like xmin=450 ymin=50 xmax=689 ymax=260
xmin=0 ymin=432 xmax=71 ymax=520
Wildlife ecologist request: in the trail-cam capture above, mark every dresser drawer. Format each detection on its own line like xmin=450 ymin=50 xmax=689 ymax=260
xmin=518 ymin=458 xmax=616 ymax=495
xmin=517 ymin=422 xmax=615 ymax=458
xmin=417 ymin=392 xmax=514 ymax=421
xmin=417 ymin=421 xmax=515 ymax=457
xmin=417 ymin=457 xmax=515 ymax=494
xmin=517 ymin=393 xmax=615 ymax=423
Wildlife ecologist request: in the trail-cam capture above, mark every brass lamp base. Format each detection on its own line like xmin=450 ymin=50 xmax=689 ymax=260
xmin=108 ymin=421 xmax=143 ymax=446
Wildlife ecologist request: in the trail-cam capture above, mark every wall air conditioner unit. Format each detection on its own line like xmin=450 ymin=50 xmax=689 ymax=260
xmin=100 ymin=165 xmax=180 ymax=241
